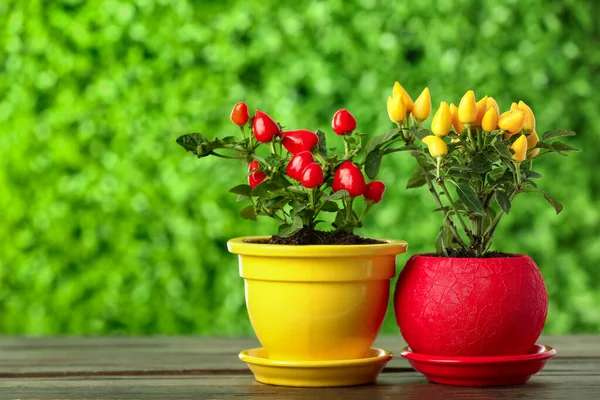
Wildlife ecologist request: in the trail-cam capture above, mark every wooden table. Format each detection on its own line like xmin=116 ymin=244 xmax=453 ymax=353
xmin=0 ymin=336 xmax=597 ymax=399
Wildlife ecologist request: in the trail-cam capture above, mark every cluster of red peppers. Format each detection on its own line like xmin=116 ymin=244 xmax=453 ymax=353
xmin=230 ymin=102 xmax=386 ymax=204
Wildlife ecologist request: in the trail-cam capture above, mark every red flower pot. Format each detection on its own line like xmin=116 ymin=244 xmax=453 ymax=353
xmin=394 ymin=254 xmax=548 ymax=357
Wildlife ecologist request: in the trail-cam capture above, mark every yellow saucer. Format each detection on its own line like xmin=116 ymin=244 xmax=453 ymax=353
xmin=239 ymin=347 xmax=392 ymax=387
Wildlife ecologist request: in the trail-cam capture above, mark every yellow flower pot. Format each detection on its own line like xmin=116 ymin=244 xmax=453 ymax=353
xmin=228 ymin=237 xmax=408 ymax=361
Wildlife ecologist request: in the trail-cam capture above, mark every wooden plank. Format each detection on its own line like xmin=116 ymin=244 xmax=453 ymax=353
xmin=0 ymin=336 xmax=596 ymax=375
xmin=1 ymin=372 xmax=599 ymax=399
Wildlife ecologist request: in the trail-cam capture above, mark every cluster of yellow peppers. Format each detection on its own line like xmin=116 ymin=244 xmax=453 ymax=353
xmin=387 ymin=82 xmax=539 ymax=163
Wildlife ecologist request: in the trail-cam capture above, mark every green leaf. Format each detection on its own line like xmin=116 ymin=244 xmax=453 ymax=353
xmin=542 ymin=129 xmax=576 ymax=141
xmin=496 ymin=190 xmax=511 ymax=214
xmin=483 ymin=206 xmax=497 ymax=231
xmin=333 ymin=209 xmax=346 ymax=228
xmin=221 ymin=136 xmax=239 ymax=144
xmin=344 ymin=136 xmax=356 ymax=144
xmin=263 ymin=155 xmax=281 ymax=168
xmin=523 ymin=170 xmax=543 ymax=179
xmin=320 ymin=201 xmax=339 ymax=212
xmin=524 ymin=179 xmax=538 ymax=188
xmin=493 ymin=142 xmax=513 ymax=160
xmin=365 ymin=150 xmax=383 ymax=180
xmin=240 ymin=205 xmax=257 ymax=221
xmin=406 ymin=167 xmax=427 ymax=189
xmin=470 ymin=153 xmax=492 ymax=174
xmin=229 ymin=184 xmax=252 ymax=196
xmin=551 ymin=141 xmax=580 ymax=153
xmin=541 ymin=191 xmax=564 ymax=214
xmin=316 ymin=129 xmax=328 ymax=158
xmin=286 ymin=185 xmax=306 ymax=194
xmin=261 ymin=189 xmax=287 ymax=199
xmin=236 ymin=194 xmax=250 ymax=202
xmin=323 ymin=190 xmax=350 ymax=201
xmin=277 ymin=216 xmax=304 ymax=237
xmin=176 ymin=133 xmax=209 ymax=155
xmin=251 ymin=182 xmax=280 ymax=197
xmin=455 ymin=184 xmax=484 ymax=215
xmin=410 ymin=126 xmax=429 ymax=141
xmin=270 ymin=174 xmax=292 ymax=188
xmin=488 ymin=168 xmax=505 ymax=181
xmin=290 ymin=200 xmax=307 ymax=218
xmin=365 ymin=129 xmax=401 ymax=153
xmin=436 ymin=224 xmax=454 ymax=255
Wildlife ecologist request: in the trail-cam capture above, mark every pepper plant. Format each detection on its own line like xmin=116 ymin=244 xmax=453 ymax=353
xmin=177 ymin=103 xmax=387 ymax=237
xmin=363 ymin=82 xmax=579 ymax=256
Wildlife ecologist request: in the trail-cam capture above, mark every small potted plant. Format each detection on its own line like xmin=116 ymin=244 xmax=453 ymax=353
xmin=177 ymin=103 xmax=406 ymax=387
xmin=364 ymin=82 xmax=577 ymax=385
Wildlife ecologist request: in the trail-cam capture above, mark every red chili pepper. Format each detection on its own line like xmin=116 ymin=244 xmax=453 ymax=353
xmin=230 ymin=102 xmax=249 ymax=126
xmin=281 ymin=130 xmax=319 ymax=155
xmin=332 ymin=161 xmax=365 ymax=196
xmin=252 ymin=110 xmax=280 ymax=142
xmin=286 ymin=151 xmax=314 ymax=181
xmin=331 ymin=109 xmax=357 ymax=135
xmin=248 ymin=160 xmax=266 ymax=188
xmin=301 ymin=163 xmax=324 ymax=189
xmin=363 ymin=180 xmax=386 ymax=203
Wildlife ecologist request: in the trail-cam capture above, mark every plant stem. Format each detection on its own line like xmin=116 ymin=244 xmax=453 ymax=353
xmin=308 ymin=188 xmax=316 ymax=210
xmin=240 ymin=126 xmax=246 ymax=140
xmin=481 ymin=190 xmax=519 ymax=252
xmin=314 ymin=152 xmax=327 ymax=165
xmin=466 ymin=125 xmax=476 ymax=152
xmin=515 ymin=162 xmax=522 ymax=186
xmin=211 ymin=152 xmax=247 ymax=160
xmin=436 ymin=157 xmax=441 ymax=179
xmin=269 ymin=141 xmax=276 ymax=155
xmin=359 ymin=201 xmax=374 ymax=222
xmin=438 ymin=179 xmax=472 ymax=240
xmin=343 ymin=138 xmax=350 ymax=156
xmin=419 ymin=164 xmax=467 ymax=250
xmin=250 ymin=153 xmax=268 ymax=163
xmin=346 ymin=197 xmax=354 ymax=221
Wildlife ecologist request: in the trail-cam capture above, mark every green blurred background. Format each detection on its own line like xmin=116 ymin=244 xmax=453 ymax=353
xmin=0 ymin=0 xmax=598 ymax=335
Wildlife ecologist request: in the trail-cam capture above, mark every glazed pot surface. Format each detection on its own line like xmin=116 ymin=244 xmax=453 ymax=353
xmin=229 ymin=237 xmax=407 ymax=361
xmin=394 ymin=254 xmax=548 ymax=357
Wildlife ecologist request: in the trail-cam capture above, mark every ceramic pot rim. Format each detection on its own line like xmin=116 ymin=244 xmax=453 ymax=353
xmin=228 ymin=236 xmax=408 ymax=258
xmin=409 ymin=253 xmax=530 ymax=261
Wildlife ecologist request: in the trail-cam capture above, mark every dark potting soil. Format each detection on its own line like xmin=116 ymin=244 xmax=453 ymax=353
xmin=247 ymin=226 xmax=384 ymax=245
xmin=428 ymin=249 xmax=520 ymax=258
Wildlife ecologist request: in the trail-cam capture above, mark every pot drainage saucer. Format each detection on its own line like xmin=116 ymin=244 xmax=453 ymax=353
xmin=239 ymin=347 xmax=392 ymax=387
xmin=401 ymin=343 xmax=556 ymax=387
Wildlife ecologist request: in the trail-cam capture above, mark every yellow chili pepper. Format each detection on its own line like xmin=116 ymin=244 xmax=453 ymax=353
xmin=393 ymin=81 xmax=414 ymax=113
xmin=412 ymin=87 xmax=431 ymax=122
xmin=387 ymin=94 xmax=406 ymax=124
xmin=518 ymin=101 xmax=536 ymax=132
xmin=458 ymin=90 xmax=477 ymax=123
xmin=449 ymin=103 xmax=465 ymax=133
xmin=422 ymin=135 xmax=448 ymax=158
xmin=486 ymin=97 xmax=500 ymax=115
xmin=511 ymin=134 xmax=528 ymax=162
xmin=498 ymin=110 xmax=525 ymax=135
xmin=431 ymin=101 xmax=452 ymax=137
xmin=527 ymin=129 xmax=540 ymax=158
xmin=510 ymin=102 xmax=519 ymax=111
xmin=481 ymin=107 xmax=499 ymax=132
xmin=474 ymin=95 xmax=489 ymax=126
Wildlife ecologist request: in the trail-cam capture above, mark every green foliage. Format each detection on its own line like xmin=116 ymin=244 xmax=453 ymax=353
xmin=0 ymin=0 xmax=598 ymax=335
xmin=387 ymin=124 xmax=577 ymax=256
xmin=176 ymin=123 xmax=373 ymax=236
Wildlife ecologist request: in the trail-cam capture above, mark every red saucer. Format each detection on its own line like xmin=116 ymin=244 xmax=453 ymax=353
xmin=401 ymin=344 xmax=556 ymax=387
